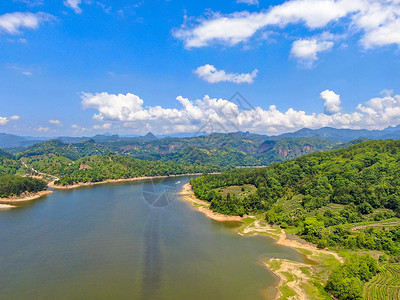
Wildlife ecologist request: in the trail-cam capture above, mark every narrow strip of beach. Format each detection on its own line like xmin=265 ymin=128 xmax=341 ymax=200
xmin=0 ymin=190 xmax=53 ymax=204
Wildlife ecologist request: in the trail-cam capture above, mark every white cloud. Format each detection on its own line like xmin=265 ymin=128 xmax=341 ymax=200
xmin=64 ymin=0 xmax=82 ymax=14
xmin=237 ymin=0 xmax=259 ymax=5
xmin=0 ymin=115 xmax=20 ymax=125
xmin=194 ymin=64 xmax=258 ymax=84
xmin=37 ymin=126 xmax=49 ymax=132
xmin=49 ymin=119 xmax=61 ymax=126
xmin=93 ymin=123 xmax=112 ymax=130
xmin=71 ymin=124 xmax=87 ymax=132
xmin=0 ymin=12 xmax=53 ymax=35
xmin=320 ymin=89 xmax=341 ymax=114
xmin=174 ymin=0 xmax=400 ymax=55
xmin=290 ymin=39 xmax=333 ymax=66
xmin=174 ymin=1 xmax=360 ymax=48
xmin=0 ymin=117 xmax=8 ymax=125
xmin=80 ymin=90 xmax=400 ymax=135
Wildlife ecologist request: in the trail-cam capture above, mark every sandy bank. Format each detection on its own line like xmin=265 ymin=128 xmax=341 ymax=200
xmin=0 ymin=190 xmax=53 ymax=203
xmin=0 ymin=204 xmax=16 ymax=209
xmin=178 ymin=183 xmax=243 ymax=222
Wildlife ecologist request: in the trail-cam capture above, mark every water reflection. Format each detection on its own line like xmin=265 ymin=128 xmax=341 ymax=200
xmin=141 ymin=211 xmax=163 ymax=299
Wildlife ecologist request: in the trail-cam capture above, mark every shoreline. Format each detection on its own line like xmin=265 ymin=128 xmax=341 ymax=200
xmin=48 ymin=173 xmax=217 ymax=190
xmin=178 ymin=183 xmax=243 ymax=222
xmin=179 ymin=183 xmax=343 ymax=299
xmin=0 ymin=190 xmax=53 ymax=204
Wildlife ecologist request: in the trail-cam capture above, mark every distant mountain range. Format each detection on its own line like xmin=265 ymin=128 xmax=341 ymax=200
xmin=271 ymin=125 xmax=400 ymax=142
xmin=2 ymin=125 xmax=400 ymax=149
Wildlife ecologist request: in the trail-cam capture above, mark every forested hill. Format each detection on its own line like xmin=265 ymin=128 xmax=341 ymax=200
xmin=16 ymin=139 xmax=111 ymax=160
xmin=191 ymin=139 xmax=400 ymax=253
xmin=14 ymin=135 xmax=343 ymax=167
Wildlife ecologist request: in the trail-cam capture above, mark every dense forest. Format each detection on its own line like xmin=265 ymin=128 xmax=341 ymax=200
xmin=0 ymin=175 xmax=47 ymax=198
xmin=326 ymin=255 xmax=379 ymax=300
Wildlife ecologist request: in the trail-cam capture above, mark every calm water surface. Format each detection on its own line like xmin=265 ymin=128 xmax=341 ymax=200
xmin=0 ymin=177 xmax=306 ymax=299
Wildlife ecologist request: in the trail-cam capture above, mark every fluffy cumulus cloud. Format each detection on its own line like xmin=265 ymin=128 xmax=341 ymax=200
xmin=174 ymin=0 xmax=400 ymax=59
xmin=0 ymin=12 xmax=53 ymax=34
xmin=320 ymin=89 xmax=341 ymax=114
xmin=81 ymin=90 xmax=400 ymax=135
xmin=194 ymin=64 xmax=258 ymax=84
xmin=64 ymin=0 xmax=82 ymax=14
xmin=291 ymin=39 xmax=333 ymax=66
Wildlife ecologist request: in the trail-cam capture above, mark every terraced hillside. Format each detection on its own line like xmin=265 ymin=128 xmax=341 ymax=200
xmin=364 ymin=264 xmax=400 ymax=300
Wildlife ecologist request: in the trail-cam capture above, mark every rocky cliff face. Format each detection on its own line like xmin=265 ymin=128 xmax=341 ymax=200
xmin=277 ymin=144 xmax=313 ymax=158
xmin=257 ymin=139 xmax=330 ymax=161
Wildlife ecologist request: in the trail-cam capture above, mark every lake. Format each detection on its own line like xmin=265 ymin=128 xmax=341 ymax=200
xmin=0 ymin=176 xmax=306 ymax=299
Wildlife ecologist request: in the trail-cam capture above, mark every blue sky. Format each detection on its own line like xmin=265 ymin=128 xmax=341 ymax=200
xmin=1 ymin=0 xmax=400 ymax=136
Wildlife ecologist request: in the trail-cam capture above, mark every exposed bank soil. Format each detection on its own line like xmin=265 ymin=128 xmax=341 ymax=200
xmin=266 ymin=258 xmax=311 ymax=300
xmin=0 ymin=190 xmax=53 ymax=204
xmin=0 ymin=204 xmax=16 ymax=209
xmin=244 ymin=219 xmax=344 ymax=264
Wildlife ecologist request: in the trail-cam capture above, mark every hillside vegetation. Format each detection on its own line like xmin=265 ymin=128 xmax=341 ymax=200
xmin=192 ymin=140 xmax=400 ymax=252
xmin=191 ymin=140 xmax=400 ymax=299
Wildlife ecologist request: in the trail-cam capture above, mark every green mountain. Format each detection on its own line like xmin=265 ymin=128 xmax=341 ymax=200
xmin=16 ymin=139 xmax=113 ymax=160
xmin=15 ymin=134 xmax=344 ymax=176
xmin=191 ymin=139 xmax=400 ymax=254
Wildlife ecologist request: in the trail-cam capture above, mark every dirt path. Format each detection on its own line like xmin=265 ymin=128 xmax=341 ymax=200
xmin=22 ymin=162 xmax=59 ymax=181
